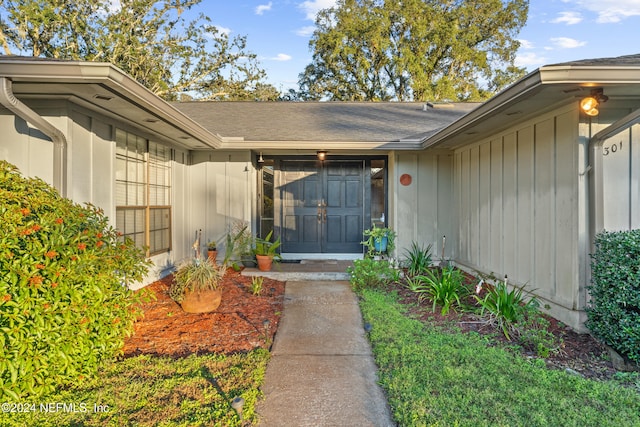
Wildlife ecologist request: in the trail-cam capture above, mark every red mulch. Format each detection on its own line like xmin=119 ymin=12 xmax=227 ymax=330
xmin=123 ymin=269 xmax=285 ymax=358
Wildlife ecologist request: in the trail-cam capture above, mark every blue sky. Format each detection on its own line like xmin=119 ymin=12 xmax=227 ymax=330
xmin=196 ymin=0 xmax=640 ymax=93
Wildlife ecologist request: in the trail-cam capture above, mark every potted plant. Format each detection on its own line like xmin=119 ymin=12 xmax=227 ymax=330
xmin=206 ymin=240 xmax=217 ymax=264
xmin=254 ymin=230 xmax=281 ymax=271
xmin=232 ymin=222 xmax=256 ymax=267
xmin=362 ymin=225 xmax=396 ymax=258
xmin=169 ymin=258 xmax=226 ymax=313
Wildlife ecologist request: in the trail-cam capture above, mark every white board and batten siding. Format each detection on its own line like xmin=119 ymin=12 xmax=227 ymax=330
xmin=189 ymin=151 xmax=255 ymax=261
xmin=1 ymin=100 xmax=256 ymax=288
xmin=593 ymin=114 xmax=640 ymax=232
xmin=454 ymin=107 xmax=584 ymax=329
xmin=393 ymin=151 xmax=455 ymax=262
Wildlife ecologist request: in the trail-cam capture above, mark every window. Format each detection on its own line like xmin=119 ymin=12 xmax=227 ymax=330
xmin=115 ymin=129 xmax=172 ymax=255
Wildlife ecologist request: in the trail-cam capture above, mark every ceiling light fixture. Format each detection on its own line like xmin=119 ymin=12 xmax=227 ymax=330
xmin=580 ymin=88 xmax=609 ymax=117
xmin=257 ymin=152 xmax=264 ymax=163
xmin=317 ymin=150 xmax=328 ymax=161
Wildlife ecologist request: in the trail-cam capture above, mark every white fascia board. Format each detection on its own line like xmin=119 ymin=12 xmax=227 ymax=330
xmin=0 ymin=59 xmax=222 ymax=149
xmin=216 ymin=140 xmax=424 ymax=151
xmin=539 ymin=64 xmax=640 ymax=84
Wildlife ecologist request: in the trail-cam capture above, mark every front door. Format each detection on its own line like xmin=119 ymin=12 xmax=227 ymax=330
xmin=278 ymin=159 xmax=366 ymax=254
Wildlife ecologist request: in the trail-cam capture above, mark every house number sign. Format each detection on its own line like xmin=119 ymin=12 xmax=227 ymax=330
xmin=603 ymin=141 xmax=623 ymax=156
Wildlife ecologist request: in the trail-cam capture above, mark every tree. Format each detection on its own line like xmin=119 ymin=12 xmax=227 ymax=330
xmin=298 ymin=0 xmax=529 ymax=102
xmin=0 ymin=0 xmax=280 ymax=101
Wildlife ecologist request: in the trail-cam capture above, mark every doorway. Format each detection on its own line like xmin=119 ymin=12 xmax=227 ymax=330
xmin=258 ymin=156 xmax=387 ymax=256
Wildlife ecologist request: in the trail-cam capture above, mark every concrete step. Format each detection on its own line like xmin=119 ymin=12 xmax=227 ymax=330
xmin=240 ymin=260 xmax=353 ymax=282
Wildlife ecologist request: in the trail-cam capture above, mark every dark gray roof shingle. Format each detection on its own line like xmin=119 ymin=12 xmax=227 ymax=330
xmin=171 ymin=101 xmax=480 ymax=142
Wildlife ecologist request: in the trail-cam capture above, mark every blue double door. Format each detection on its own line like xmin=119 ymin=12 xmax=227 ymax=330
xmin=277 ymin=159 xmax=367 ymax=254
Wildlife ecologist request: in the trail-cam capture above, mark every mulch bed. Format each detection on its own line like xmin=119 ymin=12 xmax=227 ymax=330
xmin=123 ymin=269 xmax=285 ymax=358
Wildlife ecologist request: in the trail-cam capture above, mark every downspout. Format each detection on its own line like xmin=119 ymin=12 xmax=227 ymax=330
xmin=0 ymin=77 xmax=67 ymax=196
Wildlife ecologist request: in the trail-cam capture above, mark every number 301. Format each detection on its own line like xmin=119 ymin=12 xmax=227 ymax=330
xmin=603 ymin=141 xmax=622 ymax=156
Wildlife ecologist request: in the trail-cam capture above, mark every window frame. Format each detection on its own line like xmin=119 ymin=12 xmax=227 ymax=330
xmin=115 ymin=129 xmax=172 ymax=256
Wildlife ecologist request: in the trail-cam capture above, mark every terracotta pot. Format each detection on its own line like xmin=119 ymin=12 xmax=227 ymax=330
xmin=207 ymin=250 xmax=217 ymax=264
xmin=180 ymin=289 xmax=222 ymax=313
xmin=255 ymin=254 xmax=273 ymax=271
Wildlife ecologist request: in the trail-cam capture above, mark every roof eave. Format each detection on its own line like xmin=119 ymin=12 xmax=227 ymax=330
xmin=0 ymin=58 xmax=222 ymax=149
xmin=422 ymin=63 xmax=640 ymax=150
xmin=421 ymin=69 xmax=543 ymax=149
xmin=214 ymin=139 xmax=425 ymax=151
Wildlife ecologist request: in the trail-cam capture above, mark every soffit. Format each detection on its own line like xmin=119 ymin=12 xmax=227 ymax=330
xmin=0 ymin=58 xmax=221 ymax=150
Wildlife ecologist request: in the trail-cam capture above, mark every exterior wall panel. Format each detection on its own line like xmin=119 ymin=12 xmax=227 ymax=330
xmin=454 ymin=107 xmax=581 ymax=329
xmin=502 ymin=133 xmax=517 ymax=279
xmin=516 ymin=126 xmax=534 ymax=284
xmin=555 ymin=111 xmax=579 ymax=307
xmin=490 ymin=138 xmax=504 ymax=274
xmin=395 ymin=151 xmax=454 ymax=261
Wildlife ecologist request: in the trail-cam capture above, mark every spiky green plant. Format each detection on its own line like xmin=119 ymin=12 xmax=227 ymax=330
xmin=414 ymin=266 xmax=468 ymax=315
xmin=403 ymin=241 xmax=433 ymax=277
xmin=169 ymin=258 xmax=225 ymax=303
xmin=475 ymin=278 xmax=539 ymax=340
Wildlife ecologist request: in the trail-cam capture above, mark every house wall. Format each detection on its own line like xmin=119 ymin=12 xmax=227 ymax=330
xmin=0 ymin=100 xmax=234 ymax=287
xmin=453 ymin=105 xmax=586 ymax=330
xmin=391 ymin=151 xmax=456 ymax=263
xmin=591 ymin=106 xmax=640 ymax=232
xmin=189 ymin=151 xmax=255 ymax=263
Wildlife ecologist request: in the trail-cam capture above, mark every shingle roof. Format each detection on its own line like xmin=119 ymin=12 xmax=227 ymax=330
xmin=546 ymin=53 xmax=640 ymax=67
xmin=171 ymin=101 xmax=480 ymax=143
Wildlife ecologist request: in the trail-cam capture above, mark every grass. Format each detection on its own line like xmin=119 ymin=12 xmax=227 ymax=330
xmin=359 ymin=288 xmax=640 ymax=427
xmin=0 ymin=349 xmax=270 ymax=426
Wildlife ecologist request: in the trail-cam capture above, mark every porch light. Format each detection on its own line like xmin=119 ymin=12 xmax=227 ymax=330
xmin=317 ymin=150 xmax=328 ymax=161
xmin=258 ymin=152 xmax=264 ymax=163
xmin=580 ymin=88 xmax=608 ymax=116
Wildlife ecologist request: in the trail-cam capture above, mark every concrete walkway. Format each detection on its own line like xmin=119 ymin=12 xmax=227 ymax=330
xmin=255 ymin=280 xmax=395 ymax=427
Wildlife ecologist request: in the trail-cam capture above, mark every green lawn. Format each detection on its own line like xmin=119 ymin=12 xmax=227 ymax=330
xmin=0 ymin=349 xmax=269 ymax=427
xmin=359 ymin=288 xmax=640 ymax=427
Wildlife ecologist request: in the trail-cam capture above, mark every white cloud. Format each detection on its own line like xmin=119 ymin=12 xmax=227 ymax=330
xmin=295 ymin=25 xmax=316 ymax=37
xmin=269 ymin=53 xmax=292 ymax=61
xmin=518 ymin=39 xmax=534 ymax=49
xmin=551 ymin=11 xmax=583 ymax=25
xmin=570 ymin=0 xmax=640 ymax=23
xmin=299 ymin=0 xmax=337 ymax=21
xmin=255 ymin=2 xmax=273 ymax=16
xmin=215 ymin=26 xmax=232 ymax=36
xmin=515 ymin=52 xmax=547 ymax=68
xmin=550 ymin=37 xmax=587 ymax=49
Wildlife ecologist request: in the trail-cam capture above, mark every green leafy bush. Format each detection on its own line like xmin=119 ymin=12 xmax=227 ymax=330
xmin=0 ymin=161 xmax=151 ymax=399
xmin=586 ymin=230 xmax=640 ymax=364
xmin=347 ymin=258 xmax=399 ymax=292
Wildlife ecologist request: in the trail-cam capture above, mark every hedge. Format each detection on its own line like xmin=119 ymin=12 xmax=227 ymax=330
xmin=586 ymin=229 xmax=640 ymax=365
xmin=0 ymin=161 xmax=151 ymax=399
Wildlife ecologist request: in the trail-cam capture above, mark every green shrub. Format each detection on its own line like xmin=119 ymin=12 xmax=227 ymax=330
xmin=586 ymin=229 xmax=640 ymax=364
xmin=402 ymin=241 xmax=432 ymax=277
xmin=347 ymin=258 xmax=399 ymax=292
xmin=475 ymin=278 xmax=539 ymax=340
xmin=0 ymin=161 xmax=151 ymax=400
xmin=414 ymin=266 xmax=468 ymax=315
